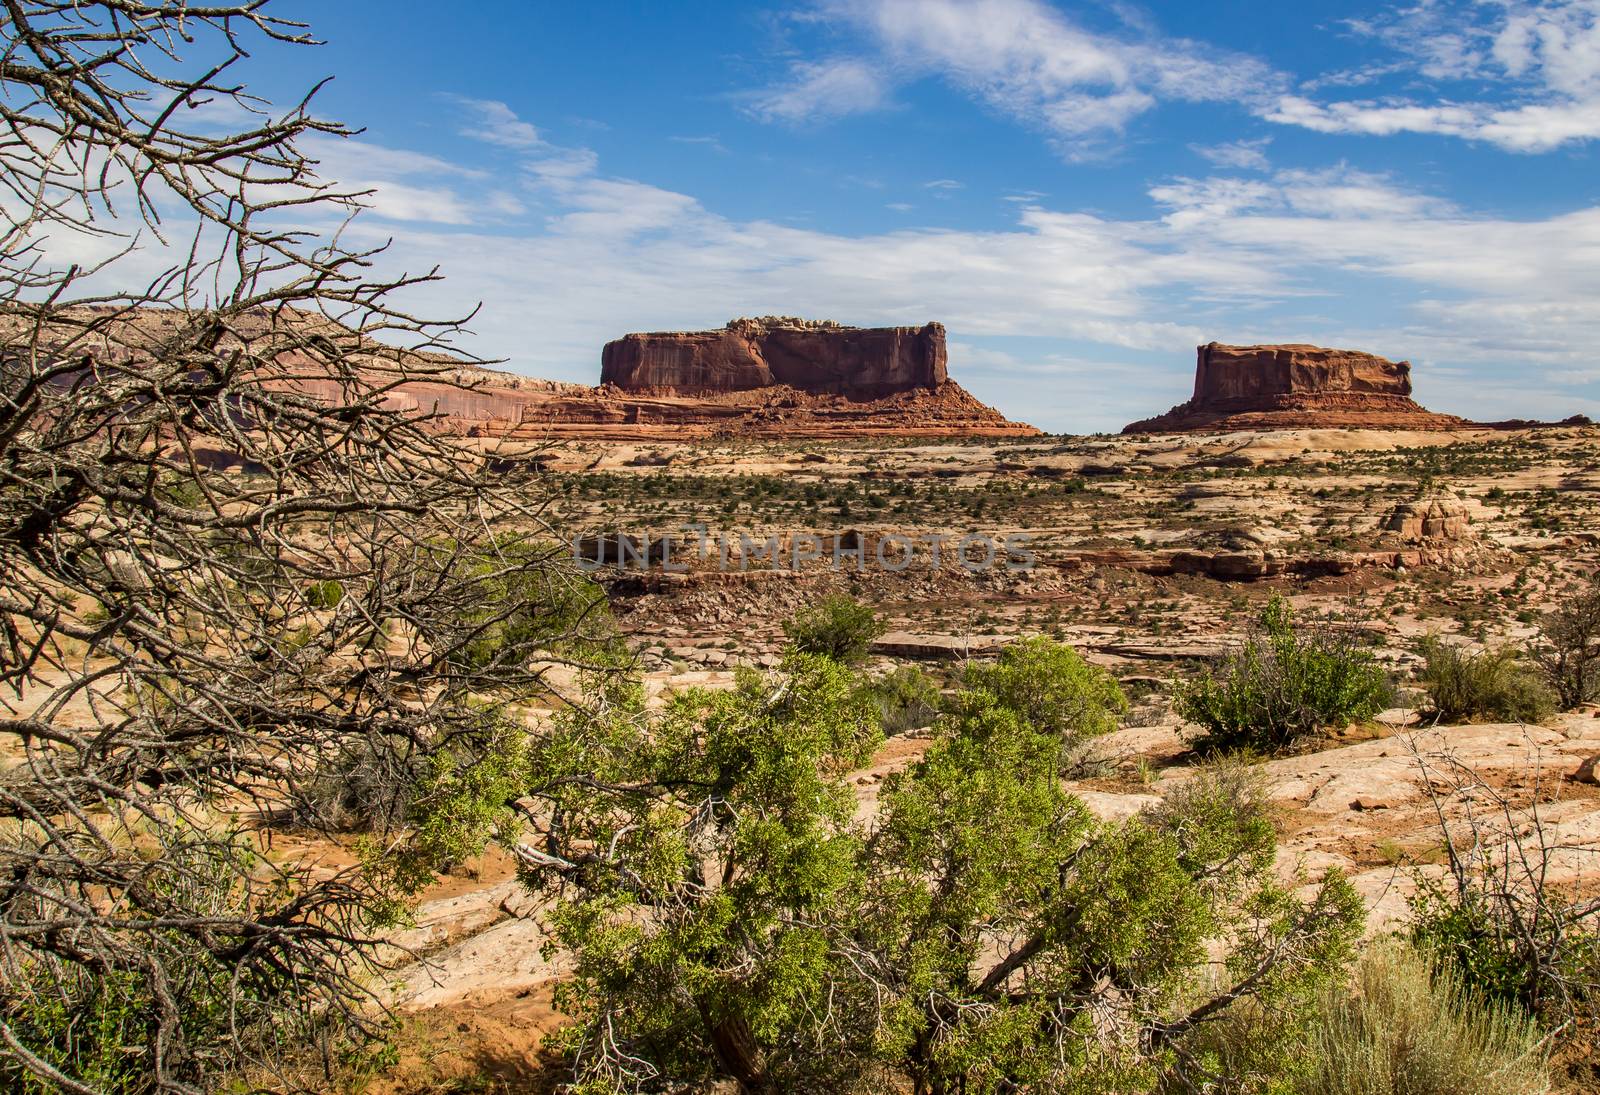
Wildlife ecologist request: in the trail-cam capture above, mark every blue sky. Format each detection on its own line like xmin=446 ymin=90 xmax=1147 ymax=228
xmin=244 ymin=1 xmax=1600 ymax=432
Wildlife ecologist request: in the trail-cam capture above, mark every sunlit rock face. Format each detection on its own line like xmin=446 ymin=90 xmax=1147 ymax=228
xmin=600 ymin=318 xmax=948 ymax=399
xmin=1124 ymin=342 xmax=1468 ymax=433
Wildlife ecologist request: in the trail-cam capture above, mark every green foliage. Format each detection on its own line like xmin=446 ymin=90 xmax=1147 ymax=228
xmin=1417 ymin=636 xmax=1555 ymax=724
xmin=1530 ymin=576 xmax=1600 ymax=709
xmin=957 ymin=635 xmax=1128 ymax=742
xmin=860 ymin=664 xmax=942 ymax=735
xmin=444 ymin=537 xmax=616 ymax=675
xmin=1409 ymin=874 xmax=1600 ymax=1023
xmin=0 ymin=839 xmax=328 ymax=1094
xmin=1303 ymin=939 xmax=1549 ymax=1095
xmin=304 ymin=579 xmax=345 ymax=609
xmin=782 ymin=593 xmax=886 ymax=663
xmin=859 ymin=715 xmax=1361 ymax=1094
xmin=531 ymin=655 xmax=882 ymax=1093
xmin=524 ymin=645 xmax=1363 ymax=1094
xmin=1179 ymin=596 xmax=1391 ymax=753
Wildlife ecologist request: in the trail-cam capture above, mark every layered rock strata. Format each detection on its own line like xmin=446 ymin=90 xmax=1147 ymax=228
xmin=1124 ymin=343 xmax=1469 ymax=433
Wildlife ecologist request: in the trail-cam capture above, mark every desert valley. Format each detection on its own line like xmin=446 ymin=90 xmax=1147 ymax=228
xmin=138 ymin=315 xmax=1600 ymax=1090
xmin=6 ymin=3 xmax=1600 ymax=1094
xmin=370 ymin=327 xmax=1600 ymax=1089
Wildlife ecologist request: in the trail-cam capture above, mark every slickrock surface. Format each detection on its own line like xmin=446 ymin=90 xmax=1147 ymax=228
xmin=1125 ymin=342 xmax=1469 ymax=433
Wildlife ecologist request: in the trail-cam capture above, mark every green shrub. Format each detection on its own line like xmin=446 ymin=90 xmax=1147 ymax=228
xmin=860 ymin=664 xmax=942 ymax=735
xmin=1303 ymin=939 xmax=1549 ymax=1095
xmin=782 ymin=593 xmax=886 ymax=663
xmin=1179 ymin=596 xmax=1391 ymax=753
xmin=1530 ymin=577 xmax=1600 ymax=709
xmin=446 ymin=538 xmax=615 ymax=674
xmin=958 ymin=635 xmax=1127 ymax=742
xmin=1409 ymin=873 xmax=1600 ymax=1023
xmin=518 ymin=656 xmax=1361 ymax=1094
xmin=304 ymin=579 xmax=344 ymax=609
xmin=1417 ymin=637 xmax=1555 ymax=724
xmin=0 ymin=839 xmax=340 ymax=1094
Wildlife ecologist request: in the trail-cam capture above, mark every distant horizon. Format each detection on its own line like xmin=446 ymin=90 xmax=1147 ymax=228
xmin=128 ymin=2 xmax=1600 ymax=431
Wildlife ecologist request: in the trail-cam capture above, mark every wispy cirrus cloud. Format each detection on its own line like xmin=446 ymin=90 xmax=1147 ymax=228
xmin=1190 ymin=137 xmax=1273 ymax=171
xmin=746 ymin=57 xmax=895 ymax=123
xmin=751 ymin=0 xmax=1600 ymax=156
xmin=1271 ymin=0 xmax=1600 ymax=151
xmin=447 ymin=95 xmax=544 ymax=149
xmin=746 ymin=0 xmax=1287 ymax=156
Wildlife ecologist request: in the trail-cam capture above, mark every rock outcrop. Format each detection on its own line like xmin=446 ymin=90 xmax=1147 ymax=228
xmin=471 ymin=316 xmax=1031 ymax=439
xmin=1384 ymin=497 xmax=1475 ymax=543
xmin=601 ymin=317 xmax=947 ymax=398
xmin=370 ymin=315 xmax=1032 ymax=439
xmin=447 ymin=371 xmax=1035 ymax=441
xmin=1124 ymin=343 xmax=1469 ymax=433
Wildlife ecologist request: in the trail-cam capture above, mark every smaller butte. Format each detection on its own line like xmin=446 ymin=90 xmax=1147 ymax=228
xmin=1123 ymin=342 xmax=1469 ymax=434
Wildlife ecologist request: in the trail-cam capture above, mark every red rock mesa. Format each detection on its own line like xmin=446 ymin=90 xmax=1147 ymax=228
xmin=1123 ymin=343 xmax=1469 ymax=433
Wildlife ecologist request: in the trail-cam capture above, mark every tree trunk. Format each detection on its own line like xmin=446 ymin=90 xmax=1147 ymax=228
xmin=697 ymin=997 xmax=776 ymax=1094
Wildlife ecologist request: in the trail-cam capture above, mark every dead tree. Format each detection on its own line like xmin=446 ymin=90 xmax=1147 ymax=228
xmin=0 ymin=3 xmax=605 ymax=1090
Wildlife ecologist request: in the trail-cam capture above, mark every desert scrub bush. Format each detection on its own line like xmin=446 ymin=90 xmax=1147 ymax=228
xmin=0 ymin=838 xmax=352 ymax=1094
xmin=292 ymin=735 xmax=429 ymax=833
xmin=1408 ymin=873 xmax=1600 ymax=1027
xmin=513 ymin=655 xmax=1363 ymax=1094
xmin=860 ymin=664 xmax=942 ymax=735
xmin=1303 ymin=939 xmax=1549 ymax=1095
xmin=524 ymin=655 xmax=884 ymax=1093
xmin=442 ymin=537 xmax=617 ymax=674
xmin=956 ymin=635 xmax=1128 ymax=743
xmin=1179 ymin=596 xmax=1391 ymax=753
xmin=1417 ymin=637 xmax=1555 ymax=723
xmin=1531 ymin=576 xmax=1600 ymax=709
xmin=782 ymin=592 xmax=886 ymax=663
xmin=1404 ymin=750 xmax=1600 ymax=1033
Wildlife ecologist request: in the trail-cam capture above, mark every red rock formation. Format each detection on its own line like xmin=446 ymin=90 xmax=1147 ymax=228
xmin=1124 ymin=343 xmax=1469 ymax=433
xmin=450 ymin=374 xmax=1035 ymax=441
xmin=600 ymin=317 xmax=948 ymax=398
xmin=7 ymin=308 xmax=1034 ymax=440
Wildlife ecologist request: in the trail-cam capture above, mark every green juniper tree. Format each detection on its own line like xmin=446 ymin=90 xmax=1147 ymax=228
xmin=506 ymin=640 xmax=1364 ymax=1094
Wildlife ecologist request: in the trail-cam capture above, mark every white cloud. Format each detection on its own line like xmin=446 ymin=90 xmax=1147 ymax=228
xmin=297 ymin=135 xmax=500 ymax=225
xmin=747 ymin=58 xmax=893 ymax=122
xmin=762 ymin=0 xmax=1600 ymax=155
xmin=749 ymin=0 xmax=1286 ymax=155
xmin=1190 ymin=137 xmax=1272 ymax=171
xmin=1275 ymin=0 xmax=1600 ymax=151
xmin=449 ymin=96 xmax=543 ymax=149
xmin=1342 ymin=2 xmax=1492 ymax=80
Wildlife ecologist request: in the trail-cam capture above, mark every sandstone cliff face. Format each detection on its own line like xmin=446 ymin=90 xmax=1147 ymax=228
xmin=600 ymin=318 xmax=947 ymax=398
xmin=1125 ymin=342 xmax=1468 ymax=433
xmin=1191 ymin=343 xmax=1412 ymax=401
